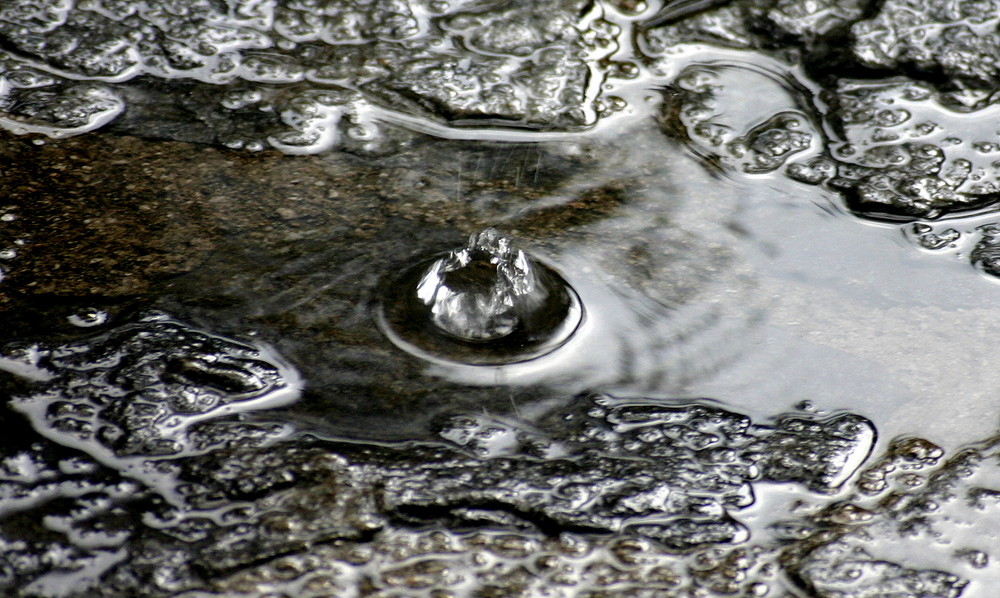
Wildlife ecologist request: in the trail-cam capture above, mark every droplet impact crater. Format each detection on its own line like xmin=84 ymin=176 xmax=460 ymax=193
xmin=378 ymin=228 xmax=583 ymax=365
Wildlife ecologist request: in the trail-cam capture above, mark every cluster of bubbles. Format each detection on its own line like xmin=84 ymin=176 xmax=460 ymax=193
xmin=5 ymin=0 xmax=1000 ymax=262
xmin=5 ymin=2 xmax=1000 ymax=595
xmin=0 ymin=0 xmax=637 ymax=152
xmin=0 ymin=312 xmax=897 ymax=597
xmin=0 ymin=210 xmax=22 ymax=285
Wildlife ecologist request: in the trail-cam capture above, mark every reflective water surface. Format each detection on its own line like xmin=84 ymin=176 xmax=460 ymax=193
xmin=2 ymin=0 xmax=1000 ymax=596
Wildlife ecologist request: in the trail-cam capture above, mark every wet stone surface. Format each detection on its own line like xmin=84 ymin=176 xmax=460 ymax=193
xmin=780 ymin=435 xmax=1000 ymax=598
xmin=818 ymin=78 xmax=1000 ymax=220
xmin=5 ymin=0 xmax=1000 ymax=235
xmin=658 ymin=46 xmax=1000 ymax=223
xmin=3 ymin=312 xmax=298 ymax=458
xmin=0 ymin=312 xmax=878 ymax=596
xmin=2 ymin=312 xmax=987 ymax=598
xmin=0 ymin=0 xmax=618 ymax=152
xmin=9 ymin=298 xmax=997 ymax=597
xmin=641 ymin=0 xmax=1000 ymax=279
xmin=3 ymin=0 xmax=1000 ymax=597
xmin=851 ymin=0 xmax=1000 ymax=106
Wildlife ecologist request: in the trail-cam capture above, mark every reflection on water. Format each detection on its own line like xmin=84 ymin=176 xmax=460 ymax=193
xmin=117 ymin=114 xmax=994 ymax=450
xmin=4 ymin=81 xmax=1000 ymax=595
xmin=3 ymin=0 xmax=1000 ymax=595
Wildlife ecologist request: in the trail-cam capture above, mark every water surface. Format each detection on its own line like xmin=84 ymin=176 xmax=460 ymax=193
xmin=2 ymin=0 xmax=1000 ymax=596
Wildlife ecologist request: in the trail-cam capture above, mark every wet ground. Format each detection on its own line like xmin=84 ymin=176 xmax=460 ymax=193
xmin=2 ymin=0 xmax=1000 ymax=596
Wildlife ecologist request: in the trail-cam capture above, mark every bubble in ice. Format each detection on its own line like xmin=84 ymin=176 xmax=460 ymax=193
xmin=377 ymin=228 xmax=582 ymax=365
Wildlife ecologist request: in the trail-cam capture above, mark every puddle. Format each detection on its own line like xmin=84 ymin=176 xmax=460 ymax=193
xmin=125 ymin=118 xmax=996 ymax=450
xmin=3 ymin=0 xmax=1000 ymax=596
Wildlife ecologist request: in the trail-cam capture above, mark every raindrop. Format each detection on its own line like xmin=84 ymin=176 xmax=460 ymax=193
xmin=377 ymin=228 xmax=583 ymax=365
xmin=67 ymin=308 xmax=110 ymax=328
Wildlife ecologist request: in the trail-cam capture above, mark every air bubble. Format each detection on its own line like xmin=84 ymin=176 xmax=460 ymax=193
xmin=5 ymin=69 xmax=57 ymax=89
xmin=220 ymin=89 xmax=263 ymax=110
xmin=377 ymin=228 xmax=583 ymax=365
xmin=347 ymin=125 xmax=373 ymax=140
xmin=0 ymin=85 xmax=124 ymax=138
xmin=910 ymin=223 xmax=960 ymax=250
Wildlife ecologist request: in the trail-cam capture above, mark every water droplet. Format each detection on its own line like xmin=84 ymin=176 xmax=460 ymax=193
xmin=220 ymin=89 xmax=263 ymax=110
xmin=378 ymin=228 xmax=582 ymax=364
xmin=67 ymin=308 xmax=109 ymax=328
